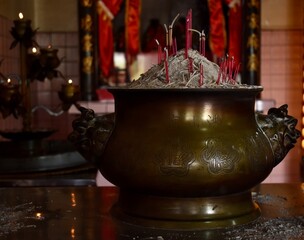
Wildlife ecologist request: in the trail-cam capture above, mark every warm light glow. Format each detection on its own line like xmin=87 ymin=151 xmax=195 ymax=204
xmin=70 ymin=227 xmax=75 ymax=239
xmin=7 ymin=78 xmax=11 ymax=84
xmin=185 ymin=110 xmax=194 ymax=121
xmin=200 ymin=105 xmax=213 ymax=121
xmin=35 ymin=212 xmax=44 ymax=220
xmin=205 ymin=204 xmax=217 ymax=214
xmin=68 ymin=79 xmax=73 ymax=85
xmin=32 ymin=47 xmax=37 ymax=54
xmin=71 ymin=192 xmax=76 ymax=207
xmin=47 ymin=44 xmax=52 ymax=49
xmin=18 ymin=12 xmax=24 ymax=20
xmin=114 ymin=52 xmax=126 ymax=69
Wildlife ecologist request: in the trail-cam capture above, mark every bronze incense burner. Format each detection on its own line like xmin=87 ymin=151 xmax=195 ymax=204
xmin=69 ymin=87 xmax=300 ymax=229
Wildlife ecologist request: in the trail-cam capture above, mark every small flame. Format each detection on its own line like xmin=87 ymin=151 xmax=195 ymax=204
xmin=18 ymin=12 xmax=24 ymax=20
xmin=70 ymin=227 xmax=75 ymax=238
xmin=68 ymin=79 xmax=73 ymax=85
xmin=32 ymin=47 xmax=37 ymax=54
xmin=71 ymin=193 xmax=76 ymax=207
xmin=7 ymin=78 xmax=11 ymax=84
xmin=35 ymin=212 xmax=44 ymax=220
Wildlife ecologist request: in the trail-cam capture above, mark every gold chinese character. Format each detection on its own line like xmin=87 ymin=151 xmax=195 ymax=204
xmin=248 ymin=13 xmax=259 ymax=29
xmin=247 ymin=54 xmax=259 ymax=72
xmin=81 ymin=14 xmax=92 ymax=32
xmin=247 ymin=33 xmax=259 ymax=49
xmin=81 ymin=0 xmax=92 ymax=7
xmin=82 ymin=34 xmax=93 ymax=52
xmin=82 ymin=56 xmax=93 ymax=73
xmin=248 ymin=0 xmax=260 ymax=8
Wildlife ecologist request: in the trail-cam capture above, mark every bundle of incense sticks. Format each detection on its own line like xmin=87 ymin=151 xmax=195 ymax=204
xmin=152 ymin=10 xmax=242 ymax=86
xmin=217 ymin=56 xmax=240 ymax=84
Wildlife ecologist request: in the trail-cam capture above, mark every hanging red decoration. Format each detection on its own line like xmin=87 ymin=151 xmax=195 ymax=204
xmin=98 ymin=0 xmax=123 ymax=78
xmin=208 ymin=0 xmax=242 ymax=64
xmin=125 ymin=0 xmax=141 ymax=63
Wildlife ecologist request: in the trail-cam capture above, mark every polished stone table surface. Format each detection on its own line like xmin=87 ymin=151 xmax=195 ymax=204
xmin=1 ymin=184 xmax=304 ymax=239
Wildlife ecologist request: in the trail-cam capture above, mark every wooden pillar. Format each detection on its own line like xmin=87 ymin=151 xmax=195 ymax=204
xmin=78 ymin=0 xmax=98 ymax=101
xmin=241 ymin=0 xmax=261 ymax=86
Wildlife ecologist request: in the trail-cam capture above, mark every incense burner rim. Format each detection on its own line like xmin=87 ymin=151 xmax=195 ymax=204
xmin=107 ymin=86 xmax=263 ymax=93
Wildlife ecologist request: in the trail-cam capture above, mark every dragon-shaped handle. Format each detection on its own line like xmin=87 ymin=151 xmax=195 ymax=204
xmin=68 ymin=107 xmax=114 ymax=164
xmin=256 ymin=104 xmax=300 ymax=167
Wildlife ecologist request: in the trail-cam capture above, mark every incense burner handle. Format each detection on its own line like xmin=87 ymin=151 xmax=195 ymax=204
xmin=256 ymin=104 xmax=300 ymax=167
xmin=68 ymin=107 xmax=114 ymax=164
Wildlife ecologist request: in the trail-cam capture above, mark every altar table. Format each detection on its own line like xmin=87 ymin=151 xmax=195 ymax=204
xmin=1 ymin=184 xmax=304 ymax=239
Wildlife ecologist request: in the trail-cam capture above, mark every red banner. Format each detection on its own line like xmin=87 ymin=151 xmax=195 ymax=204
xmin=228 ymin=3 xmax=242 ymax=65
xmin=208 ymin=0 xmax=241 ymax=63
xmin=125 ymin=0 xmax=141 ymax=61
xmin=98 ymin=0 xmax=123 ymax=77
xmin=208 ymin=0 xmax=227 ymax=58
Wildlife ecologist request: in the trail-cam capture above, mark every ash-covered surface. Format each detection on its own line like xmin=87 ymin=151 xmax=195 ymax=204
xmin=253 ymin=192 xmax=288 ymax=205
xmin=0 ymin=202 xmax=38 ymax=236
xmin=128 ymin=49 xmax=262 ymax=89
xmin=223 ymin=216 xmax=304 ymax=240
xmin=116 ymin=216 xmax=304 ymax=240
xmin=223 ymin=193 xmax=304 ymax=240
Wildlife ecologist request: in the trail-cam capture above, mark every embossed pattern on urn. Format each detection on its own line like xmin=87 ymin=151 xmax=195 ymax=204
xmin=97 ymin=89 xmax=274 ymax=197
